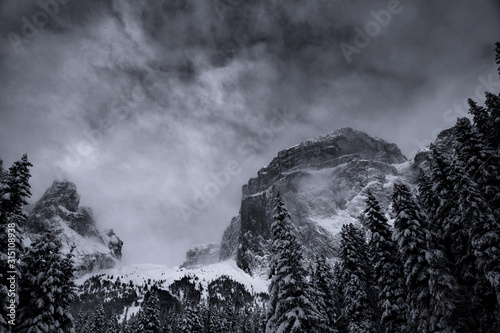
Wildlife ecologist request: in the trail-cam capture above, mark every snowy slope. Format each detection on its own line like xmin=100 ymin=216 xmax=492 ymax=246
xmin=75 ymin=259 xmax=268 ymax=295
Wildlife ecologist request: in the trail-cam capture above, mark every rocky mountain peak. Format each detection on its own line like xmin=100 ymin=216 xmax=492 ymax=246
xmin=33 ymin=180 xmax=80 ymax=213
xmin=27 ymin=180 xmax=123 ymax=276
xmin=243 ymin=127 xmax=406 ymax=199
xmin=221 ymin=128 xmax=414 ymax=276
xmin=181 ymin=243 xmax=220 ymax=268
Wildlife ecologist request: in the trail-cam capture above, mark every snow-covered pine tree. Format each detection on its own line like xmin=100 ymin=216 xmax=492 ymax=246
xmin=17 ymin=231 xmax=76 ymax=333
xmin=496 ymin=42 xmax=500 ymax=77
xmin=0 ymin=154 xmax=32 ymax=332
xmin=428 ymin=145 xmax=454 ymax=221
xmin=330 ymin=263 xmax=347 ymax=333
xmin=484 ymin=91 xmax=500 ymax=149
xmin=180 ymin=303 xmax=203 ymax=332
xmin=417 ymin=170 xmax=438 ymax=220
xmin=136 ymin=290 xmax=162 ymax=333
xmin=395 ymin=179 xmax=463 ymax=332
xmin=89 ymin=303 xmax=107 ymax=333
xmin=224 ymin=303 xmax=238 ymax=332
xmin=455 ymin=117 xmax=500 ymax=208
xmin=363 ymin=191 xmax=407 ymax=333
xmin=74 ymin=311 xmax=90 ymax=333
xmin=106 ymin=316 xmax=120 ymax=333
xmin=391 ymin=183 xmax=432 ymax=332
xmin=266 ymin=192 xmax=321 ymax=333
xmin=417 ymin=162 xmax=472 ymax=332
xmin=207 ymin=307 xmax=225 ymax=333
xmin=252 ymin=303 xmax=267 ymax=333
xmin=340 ymin=223 xmax=377 ymax=333
xmin=448 ymin=117 xmax=500 ymax=330
xmin=451 ymin=158 xmax=500 ymax=329
xmin=468 ymin=99 xmax=491 ymax=143
xmin=311 ymin=254 xmax=339 ymax=333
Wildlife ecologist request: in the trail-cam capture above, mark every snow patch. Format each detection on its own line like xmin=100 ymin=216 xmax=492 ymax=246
xmin=76 ymin=259 xmax=268 ymax=295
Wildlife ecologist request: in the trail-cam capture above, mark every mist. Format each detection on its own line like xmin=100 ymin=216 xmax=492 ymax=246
xmin=1 ymin=0 xmax=499 ymax=265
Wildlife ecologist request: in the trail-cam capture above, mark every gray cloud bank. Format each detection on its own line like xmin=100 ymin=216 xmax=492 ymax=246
xmin=1 ymin=0 xmax=499 ymax=265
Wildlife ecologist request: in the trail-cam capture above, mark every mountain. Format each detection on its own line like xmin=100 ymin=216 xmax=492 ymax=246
xmin=219 ymin=127 xmax=418 ymax=276
xmin=68 ymin=126 xmax=450 ymax=330
xmin=181 ymin=242 xmax=220 ymax=268
xmin=26 ymin=180 xmax=123 ymax=276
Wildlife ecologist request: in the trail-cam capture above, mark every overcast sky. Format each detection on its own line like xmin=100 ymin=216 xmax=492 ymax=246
xmin=1 ymin=0 xmax=499 ymax=266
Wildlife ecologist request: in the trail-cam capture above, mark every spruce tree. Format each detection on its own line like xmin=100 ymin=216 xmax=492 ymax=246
xmin=417 ymin=170 xmax=437 ymax=219
xmin=455 ymin=117 xmax=500 ymax=207
xmin=484 ymin=91 xmax=500 ymax=150
xmin=266 ymin=192 xmax=321 ymax=333
xmin=180 ymin=303 xmax=203 ymax=332
xmin=428 ymin=145 xmax=454 ymax=222
xmin=17 ymin=231 xmax=76 ymax=333
xmin=496 ymin=42 xmax=500 ymax=77
xmin=330 ymin=262 xmax=348 ymax=333
xmin=89 ymin=303 xmax=107 ymax=333
xmin=340 ymin=223 xmax=377 ymax=333
xmin=395 ymin=181 xmax=466 ymax=332
xmin=468 ymin=99 xmax=491 ymax=143
xmin=391 ymin=183 xmax=431 ymax=332
xmin=0 ymin=154 xmax=32 ymax=332
xmin=136 ymin=290 xmax=162 ymax=333
xmin=364 ymin=191 xmax=407 ymax=333
xmin=311 ymin=254 xmax=339 ymax=333
xmin=455 ymin=159 xmax=500 ymax=326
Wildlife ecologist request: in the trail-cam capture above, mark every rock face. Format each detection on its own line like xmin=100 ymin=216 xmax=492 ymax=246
xmin=220 ymin=127 xmax=414 ymax=276
xmin=412 ymin=127 xmax=456 ymax=171
xmin=219 ymin=216 xmax=241 ymax=261
xmin=27 ymin=180 xmax=122 ymax=276
xmin=181 ymin=243 xmax=220 ymax=268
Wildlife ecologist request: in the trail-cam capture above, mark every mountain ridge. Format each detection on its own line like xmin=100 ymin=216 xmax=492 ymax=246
xmin=219 ymin=127 xmax=416 ymax=275
xmin=26 ymin=180 xmax=123 ymax=276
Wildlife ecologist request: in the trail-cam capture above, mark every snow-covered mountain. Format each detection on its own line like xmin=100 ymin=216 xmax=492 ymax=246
xmin=68 ymin=126 xmax=444 ymax=329
xmin=220 ymin=127 xmax=420 ymax=276
xmin=181 ymin=242 xmax=221 ymax=268
xmin=26 ymin=180 xmax=123 ymax=276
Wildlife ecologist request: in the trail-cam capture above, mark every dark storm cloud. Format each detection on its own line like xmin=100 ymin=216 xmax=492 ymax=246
xmin=1 ymin=0 xmax=499 ymax=265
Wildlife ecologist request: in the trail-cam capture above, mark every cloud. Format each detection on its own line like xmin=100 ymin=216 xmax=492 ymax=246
xmin=1 ymin=0 xmax=499 ymax=265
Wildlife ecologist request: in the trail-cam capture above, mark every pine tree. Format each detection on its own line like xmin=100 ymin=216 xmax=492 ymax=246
xmin=468 ymin=99 xmax=491 ymax=142
xmin=105 ymin=316 xmax=119 ymax=333
xmin=496 ymin=42 xmax=500 ymax=77
xmin=455 ymin=117 xmax=500 ymax=206
xmin=74 ymin=310 xmax=90 ymax=333
xmin=206 ymin=307 xmax=225 ymax=332
xmin=89 ymin=303 xmax=107 ymax=333
xmin=0 ymin=154 xmax=32 ymax=332
xmin=180 ymin=303 xmax=203 ymax=332
xmin=136 ymin=290 xmax=162 ymax=333
xmin=17 ymin=231 xmax=76 ymax=333
xmin=428 ymin=145 xmax=454 ymax=222
xmin=363 ymin=191 xmax=407 ymax=333
xmin=311 ymin=254 xmax=339 ymax=333
xmin=454 ymin=158 xmax=500 ymax=327
xmin=391 ymin=183 xmax=432 ymax=332
xmin=394 ymin=181 xmax=464 ymax=332
xmin=266 ymin=192 xmax=321 ymax=333
xmin=447 ymin=118 xmax=500 ymax=331
xmin=417 ymin=170 xmax=437 ymax=219
xmin=330 ymin=263 xmax=348 ymax=333
xmin=484 ymin=91 xmax=500 ymax=150
xmin=340 ymin=223 xmax=377 ymax=333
